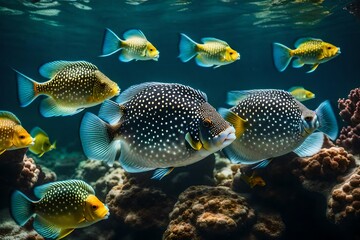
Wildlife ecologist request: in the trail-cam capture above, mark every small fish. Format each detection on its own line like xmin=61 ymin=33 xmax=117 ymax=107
xmin=0 ymin=111 xmax=34 ymax=155
xmin=240 ymin=172 xmax=266 ymax=188
xmin=10 ymin=180 xmax=109 ymax=240
xmin=219 ymin=89 xmax=338 ymax=167
xmin=100 ymin=28 xmax=159 ymax=62
xmin=80 ymin=82 xmax=237 ymax=180
xmin=29 ymin=127 xmax=56 ymax=157
xmin=178 ymin=33 xmax=240 ymax=68
xmin=273 ymin=37 xmax=340 ymax=73
xmin=15 ymin=60 xmax=120 ymax=117
xmin=288 ymin=86 xmax=315 ymax=102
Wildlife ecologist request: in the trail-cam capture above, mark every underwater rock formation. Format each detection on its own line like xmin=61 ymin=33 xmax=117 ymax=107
xmin=163 ymin=185 xmax=257 ymax=240
xmin=337 ymin=88 xmax=360 ymax=154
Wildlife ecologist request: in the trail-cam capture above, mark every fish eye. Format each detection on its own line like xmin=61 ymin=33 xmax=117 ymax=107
xmin=150 ymin=48 xmax=153 ymax=52
xmin=19 ymin=135 xmax=26 ymax=139
xmin=304 ymin=116 xmax=313 ymax=122
xmin=327 ymin=47 xmax=332 ymax=50
xmin=230 ymin=52 xmax=233 ymax=55
xmin=203 ymin=118 xmax=213 ymax=128
xmin=100 ymin=82 xmax=106 ymax=88
xmin=92 ymin=205 xmax=98 ymax=210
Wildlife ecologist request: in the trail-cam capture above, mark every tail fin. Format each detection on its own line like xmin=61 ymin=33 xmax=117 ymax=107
xmin=315 ymin=100 xmax=338 ymax=140
xmin=273 ymin=43 xmax=292 ymax=72
xmin=100 ymin=28 xmax=122 ymax=57
xmin=14 ymin=70 xmax=38 ymax=107
xmin=80 ymin=112 xmax=120 ymax=166
xmin=178 ymin=33 xmax=198 ymax=62
xmin=10 ymin=190 xmax=35 ymax=226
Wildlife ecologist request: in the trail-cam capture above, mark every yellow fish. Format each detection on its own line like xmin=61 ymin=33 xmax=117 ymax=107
xmin=29 ymin=127 xmax=56 ymax=157
xmin=240 ymin=172 xmax=266 ymax=188
xmin=100 ymin=28 xmax=159 ymax=62
xmin=178 ymin=33 xmax=240 ymax=68
xmin=0 ymin=111 xmax=34 ymax=155
xmin=11 ymin=180 xmax=109 ymax=240
xmin=15 ymin=61 xmax=120 ymax=117
xmin=288 ymin=86 xmax=315 ymax=102
xmin=273 ymin=37 xmax=340 ymax=73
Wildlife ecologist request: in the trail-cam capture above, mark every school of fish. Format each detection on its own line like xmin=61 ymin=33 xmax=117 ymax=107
xmin=6 ymin=28 xmax=342 ymax=239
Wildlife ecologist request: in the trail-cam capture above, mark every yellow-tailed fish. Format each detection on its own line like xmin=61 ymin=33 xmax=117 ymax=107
xmin=0 ymin=111 xmax=34 ymax=155
xmin=273 ymin=37 xmax=340 ymax=73
xmin=288 ymin=86 xmax=315 ymax=102
xmin=178 ymin=33 xmax=240 ymax=68
xmin=240 ymin=172 xmax=266 ymax=188
xmin=29 ymin=127 xmax=56 ymax=157
xmin=219 ymin=89 xmax=338 ymax=168
xmin=15 ymin=61 xmax=120 ymax=117
xmin=100 ymin=28 xmax=159 ymax=62
xmin=10 ymin=180 xmax=109 ymax=240
xmin=80 ymin=82 xmax=237 ymax=180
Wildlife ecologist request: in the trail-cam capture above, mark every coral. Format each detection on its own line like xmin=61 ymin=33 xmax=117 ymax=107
xmin=106 ymin=177 xmax=175 ymax=230
xmin=251 ymin=211 xmax=285 ymax=239
xmin=338 ymin=87 xmax=360 ymax=125
xmin=327 ymin=166 xmax=360 ymax=225
xmin=336 ymin=124 xmax=360 ymax=154
xmin=213 ymin=152 xmax=235 ymax=187
xmin=293 ymin=147 xmax=356 ymax=181
xmin=163 ymin=185 xmax=256 ymax=240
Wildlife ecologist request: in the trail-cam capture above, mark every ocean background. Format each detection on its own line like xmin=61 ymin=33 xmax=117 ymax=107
xmin=0 ymin=0 xmax=358 ymax=151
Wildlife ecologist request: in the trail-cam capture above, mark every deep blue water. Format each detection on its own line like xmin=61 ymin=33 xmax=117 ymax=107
xmin=0 ymin=0 xmax=359 ymax=150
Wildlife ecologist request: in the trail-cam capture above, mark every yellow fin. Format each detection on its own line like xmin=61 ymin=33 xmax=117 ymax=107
xmin=307 ymin=63 xmax=319 ymax=73
xmin=0 ymin=149 xmax=6 ymax=155
xmin=221 ymin=109 xmax=247 ymax=138
xmin=57 ymin=228 xmax=75 ymax=240
xmin=185 ymin=133 xmax=202 ymax=150
xmin=38 ymin=151 xmax=45 ymax=157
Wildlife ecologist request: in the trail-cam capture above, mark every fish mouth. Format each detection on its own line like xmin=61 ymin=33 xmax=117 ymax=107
xmin=153 ymin=54 xmax=160 ymax=61
xmin=29 ymin=137 xmax=36 ymax=146
xmin=337 ymin=48 xmax=341 ymax=54
xmin=219 ymin=126 xmax=236 ymax=146
xmin=102 ymin=205 xmax=110 ymax=219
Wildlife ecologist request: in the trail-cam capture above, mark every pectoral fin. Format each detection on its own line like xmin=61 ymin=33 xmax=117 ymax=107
xmin=307 ymin=63 xmax=319 ymax=73
xmin=58 ymin=228 xmax=75 ymax=240
xmin=218 ymin=108 xmax=247 ymax=138
xmin=185 ymin=133 xmax=202 ymax=150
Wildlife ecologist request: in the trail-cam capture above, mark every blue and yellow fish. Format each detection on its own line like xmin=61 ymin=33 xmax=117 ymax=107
xmin=219 ymin=89 xmax=338 ymax=167
xmin=288 ymin=86 xmax=315 ymax=102
xmin=273 ymin=37 xmax=340 ymax=73
xmin=178 ymin=33 xmax=240 ymax=68
xmin=15 ymin=61 xmax=120 ymax=117
xmin=80 ymin=82 xmax=237 ymax=179
xmin=0 ymin=111 xmax=34 ymax=155
xmin=100 ymin=28 xmax=159 ymax=62
xmin=11 ymin=180 xmax=109 ymax=240
xmin=29 ymin=127 xmax=56 ymax=157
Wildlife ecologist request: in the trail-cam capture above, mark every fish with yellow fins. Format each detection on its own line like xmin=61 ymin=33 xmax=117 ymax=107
xmin=178 ymin=33 xmax=240 ymax=68
xmin=29 ymin=127 xmax=56 ymax=157
xmin=0 ymin=111 xmax=34 ymax=155
xmin=240 ymin=172 xmax=266 ymax=188
xmin=10 ymin=180 xmax=109 ymax=240
xmin=15 ymin=61 xmax=120 ymax=117
xmin=288 ymin=86 xmax=315 ymax=102
xmin=273 ymin=37 xmax=341 ymax=73
xmin=100 ymin=28 xmax=160 ymax=62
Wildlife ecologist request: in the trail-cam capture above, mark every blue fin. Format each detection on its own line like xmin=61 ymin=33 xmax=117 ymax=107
xmin=273 ymin=43 xmax=292 ymax=72
xmin=34 ymin=180 xmax=95 ymax=199
xmin=222 ymin=143 xmax=264 ymax=165
xmin=178 ymin=33 xmax=198 ymax=62
xmin=98 ymin=100 xmax=123 ymax=124
xmin=306 ymin=63 xmax=319 ymax=73
xmin=80 ymin=112 xmax=120 ymax=167
xmin=119 ymin=141 xmax=155 ymax=173
xmin=292 ymin=59 xmax=304 ymax=68
xmin=30 ymin=127 xmax=47 ymax=138
xmin=100 ymin=28 xmax=122 ymax=57
xmin=151 ymin=168 xmax=174 ymax=180
xmin=0 ymin=111 xmax=21 ymax=124
xmin=123 ymin=29 xmax=146 ymax=40
xmin=315 ymin=100 xmax=338 ymax=140
xmin=116 ymin=82 xmax=162 ymax=104
xmin=10 ymin=191 xmax=35 ymax=226
xmin=226 ymin=90 xmax=254 ymax=106
xmin=195 ymin=55 xmax=213 ymax=67
xmin=293 ymin=132 xmax=324 ymax=157
xmin=119 ymin=50 xmax=134 ymax=62
xmin=38 ymin=61 xmax=95 ymax=79
xmin=40 ymin=98 xmax=83 ymax=117
xmin=201 ymin=37 xmax=228 ymax=46
xmin=33 ymin=215 xmax=61 ymax=239
xmin=14 ymin=70 xmax=39 ymax=107
xmin=294 ymin=37 xmax=322 ymax=48
xmin=252 ymin=159 xmax=271 ymax=169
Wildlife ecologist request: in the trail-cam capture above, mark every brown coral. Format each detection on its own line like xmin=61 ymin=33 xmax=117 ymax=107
xmin=163 ymin=185 xmax=256 ymax=240
xmin=327 ymin=166 xmax=360 ymax=225
xmin=336 ymin=124 xmax=360 ymax=154
xmin=338 ymin=88 xmax=360 ymax=125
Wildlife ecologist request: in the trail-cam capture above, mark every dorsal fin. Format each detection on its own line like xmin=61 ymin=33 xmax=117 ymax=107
xmin=34 ymin=180 xmax=95 ymax=199
xmin=39 ymin=61 xmax=98 ymax=79
xmin=294 ymin=37 xmax=322 ymax=48
xmin=30 ymin=127 xmax=48 ymax=138
xmin=0 ymin=111 xmax=21 ymax=124
xmin=201 ymin=37 xmax=229 ymax=46
xmin=288 ymin=86 xmax=304 ymax=92
xmin=123 ymin=29 xmax=147 ymax=40
xmin=116 ymin=82 xmax=162 ymax=104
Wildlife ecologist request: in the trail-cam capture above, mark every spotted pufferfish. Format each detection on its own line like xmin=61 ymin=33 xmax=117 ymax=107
xmin=80 ymin=82 xmax=237 ymax=179
xmin=219 ymin=89 xmax=338 ymax=167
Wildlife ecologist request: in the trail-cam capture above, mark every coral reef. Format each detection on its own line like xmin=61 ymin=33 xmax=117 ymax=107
xmin=163 ymin=185 xmax=256 ymax=240
xmin=106 ymin=176 xmax=175 ymax=230
xmin=336 ymin=125 xmax=360 ymax=155
xmin=250 ymin=211 xmax=285 ymax=239
xmin=327 ymin=166 xmax=360 ymax=226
